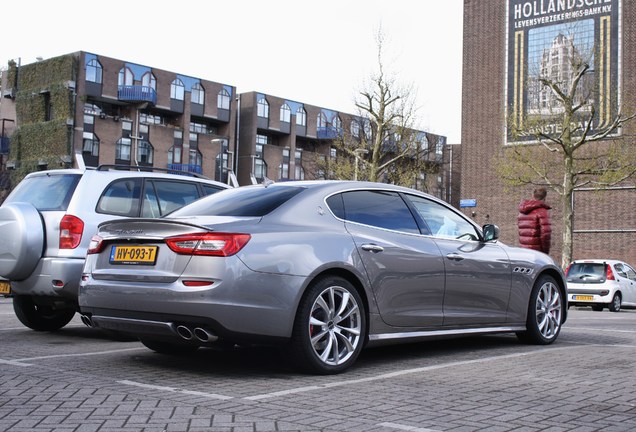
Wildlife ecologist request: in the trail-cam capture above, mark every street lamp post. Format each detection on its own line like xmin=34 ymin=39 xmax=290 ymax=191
xmin=353 ymin=148 xmax=369 ymax=181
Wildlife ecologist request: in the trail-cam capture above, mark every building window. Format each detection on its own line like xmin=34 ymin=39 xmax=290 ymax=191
xmin=363 ymin=119 xmax=372 ymax=140
xmin=257 ymin=97 xmax=269 ymax=118
xmin=280 ymin=104 xmax=291 ymax=123
xmin=86 ymin=59 xmax=102 ymax=83
xmin=116 ymin=137 xmax=132 ymax=161
xmin=138 ymin=141 xmax=154 ymax=164
xmin=279 ymin=148 xmax=290 ymax=179
xmin=333 ymin=115 xmax=342 ymax=132
xmin=171 ymin=79 xmax=185 ymax=100
xmin=435 ymin=136 xmax=444 ymax=155
xmin=256 ymin=134 xmax=270 ymax=145
xmin=294 ymin=150 xmax=304 ymax=180
xmin=218 ymin=89 xmax=230 ymax=110
xmin=192 ymin=83 xmax=205 ymax=105
xmin=140 ymin=113 xmax=162 ymax=125
xmin=82 ymin=132 xmax=99 ymax=156
xmin=168 ymin=145 xmax=182 ymax=164
xmin=296 ymin=107 xmax=306 ymax=126
xmin=141 ymin=72 xmax=156 ymax=90
xmin=255 ymin=159 xmax=267 ymax=181
xmin=317 ymin=112 xmax=328 ymax=129
xmin=118 ymin=67 xmax=133 ymax=86
xmin=189 ymin=122 xmax=208 ymax=134
xmin=189 ymin=149 xmax=202 ymax=166
xmin=351 ymin=120 xmax=360 ymax=138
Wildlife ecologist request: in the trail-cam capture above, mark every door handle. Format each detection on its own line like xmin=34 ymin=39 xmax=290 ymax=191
xmin=446 ymin=253 xmax=464 ymax=261
xmin=361 ymin=244 xmax=384 ymax=253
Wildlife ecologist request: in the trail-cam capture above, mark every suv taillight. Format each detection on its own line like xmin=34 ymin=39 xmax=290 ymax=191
xmin=606 ymin=263 xmax=615 ymax=280
xmin=59 ymin=215 xmax=84 ymax=249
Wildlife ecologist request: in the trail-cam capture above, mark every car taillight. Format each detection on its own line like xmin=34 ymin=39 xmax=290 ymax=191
xmin=565 ymin=264 xmax=572 ymax=276
xmin=59 ymin=215 xmax=84 ymax=249
xmin=606 ymin=264 xmax=615 ymax=280
xmin=165 ymin=232 xmax=251 ymax=257
xmin=87 ymin=235 xmax=105 ymax=254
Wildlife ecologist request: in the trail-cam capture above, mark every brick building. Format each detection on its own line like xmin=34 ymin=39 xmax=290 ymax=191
xmin=461 ymin=0 xmax=636 ymax=266
xmin=0 ymin=52 xmax=447 ymax=196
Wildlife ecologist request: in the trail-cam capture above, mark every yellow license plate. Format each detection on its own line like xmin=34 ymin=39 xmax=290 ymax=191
xmin=574 ymin=295 xmax=594 ymax=301
xmin=0 ymin=281 xmax=10 ymax=295
xmin=110 ymin=245 xmax=158 ymax=265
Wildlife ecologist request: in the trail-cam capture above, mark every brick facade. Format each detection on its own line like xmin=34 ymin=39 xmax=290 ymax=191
xmin=461 ymin=0 xmax=636 ymax=266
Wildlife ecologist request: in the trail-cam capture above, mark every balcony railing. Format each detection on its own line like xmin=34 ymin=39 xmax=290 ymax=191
xmin=167 ymin=163 xmax=202 ymax=175
xmin=118 ymin=85 xmax=157 ymax=105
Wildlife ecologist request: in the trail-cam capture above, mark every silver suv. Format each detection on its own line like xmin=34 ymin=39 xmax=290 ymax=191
xmin=0 ymin=165 xmax=229 ymax=331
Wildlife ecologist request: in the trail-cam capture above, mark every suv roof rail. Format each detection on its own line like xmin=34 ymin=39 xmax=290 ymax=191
xmin=96 ymin=164 xmax=209 ymax=179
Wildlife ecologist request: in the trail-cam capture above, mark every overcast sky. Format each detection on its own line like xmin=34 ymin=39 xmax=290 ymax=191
xmin=1 ymin=0 xmax=464 ymax=142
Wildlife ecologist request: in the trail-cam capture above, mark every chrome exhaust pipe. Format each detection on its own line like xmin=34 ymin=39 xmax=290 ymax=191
xmin=80 ymin=314 xmax=93 ymax=328
xmin=193 ymin=327 xmax=218 ymax=343
xmin=176 ymin=325 xmax=194 ymax=340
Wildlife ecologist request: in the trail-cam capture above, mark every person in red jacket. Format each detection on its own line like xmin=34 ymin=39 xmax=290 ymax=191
xmin=517 ymin=187 xmax=552 ymax=254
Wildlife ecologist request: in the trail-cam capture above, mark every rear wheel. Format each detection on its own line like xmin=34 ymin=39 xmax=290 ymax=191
xmin=516 ymin=275 xmax=563 ymax=344
xmin=13 ymin=295 xmax=76 ymax=331
xmin=289 ymin=275 xmax=366 ymax=375
xmin=609 ymin=293 xmax=622 ymax=312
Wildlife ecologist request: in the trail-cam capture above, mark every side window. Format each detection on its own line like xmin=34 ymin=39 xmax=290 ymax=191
xmin=336 ymin=190 xmax=420 ymax=234
xmin=614 ymin=264 xmax=628 ymax=278
xmin=406 ymin=195 xmax=479 ymax=240
xmin=97 ymin=179 xmax=142 ymax=216
xmin=149 ymin=181 xmax=200 ymax=215
xmin=624 ymin=264 xmax=636 ymax=281
xmin=202 ymin=184 xmax=226 ymax=196
xmin=141 ymin=182 xmax=161 ymax=218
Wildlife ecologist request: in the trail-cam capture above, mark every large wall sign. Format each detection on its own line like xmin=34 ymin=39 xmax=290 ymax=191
xmin=506 ymin=0 xmax=620 ymax=142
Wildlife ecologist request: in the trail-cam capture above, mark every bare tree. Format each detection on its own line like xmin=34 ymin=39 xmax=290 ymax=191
xmin=320 ymin=29 xmax=441 ymax=191
xmin=499 ymin=28 xmax=636 ymax=268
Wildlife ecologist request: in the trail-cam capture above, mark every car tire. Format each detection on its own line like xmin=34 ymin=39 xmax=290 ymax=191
xmin=12 ymin=295 xmax=76 ymax=331
xmin=516 ymin=275 xmax=563 ymax=345
xmin=609 ymin=293 xmax=621 ymax=312
xmin=591 ymin=305 xmax=604 ymax=312
xmin=139 ymin=338 xmax=199 ymax=355
xmin=289 ymin=275 xmax=366 ymax=375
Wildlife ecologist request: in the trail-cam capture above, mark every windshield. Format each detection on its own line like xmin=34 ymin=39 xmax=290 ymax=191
xmin=5 ymin=173 xmax=81 ymax=211
xmin=169 ymin=185 xmax=305 ymax=217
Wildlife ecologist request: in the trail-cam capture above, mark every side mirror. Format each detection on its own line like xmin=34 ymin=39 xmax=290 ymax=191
xmin=482 ymin=224 xmax=499 ymax=242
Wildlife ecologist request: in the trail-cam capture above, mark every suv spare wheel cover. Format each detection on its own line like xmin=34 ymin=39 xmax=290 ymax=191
xmin=0 ymin=202 xmax=45 ymax=280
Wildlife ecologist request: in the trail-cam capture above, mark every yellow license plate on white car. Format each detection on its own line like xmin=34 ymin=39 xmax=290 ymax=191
xmin=0 ymin=281 xmax=10 ymax=295
xmin=109 ymin=245 xmax=158 ymax=265
xmin=574 ymin=295 xmax=594 ymax=301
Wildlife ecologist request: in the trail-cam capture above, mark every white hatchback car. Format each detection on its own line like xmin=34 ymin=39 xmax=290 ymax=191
xmin=566 ymin=259 xmax=636 ymax=312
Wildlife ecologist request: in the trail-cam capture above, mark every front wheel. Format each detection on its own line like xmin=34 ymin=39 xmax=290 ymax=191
xmin=289 ymin=276 xmax=366 ymax=374
xmin=516 ymin=275 xmax=563 ymax=344
xmin=13 ymin=295 xmax=76 ymax=331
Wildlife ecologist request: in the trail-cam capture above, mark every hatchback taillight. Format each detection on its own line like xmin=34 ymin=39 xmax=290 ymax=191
xmin=59 ymin=215 xmax=84 ymax=249
xmin=165 ymin=232 xmax=251 ymax=257
xmin=87 ymin=235 xmax=105 ymax=255
xmin=606 ymin=263 xmax=615 ymax=280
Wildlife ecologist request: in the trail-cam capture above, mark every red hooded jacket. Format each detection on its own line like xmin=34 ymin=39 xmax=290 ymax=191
xmin=517 ymin=199 xmax=552 ymax=254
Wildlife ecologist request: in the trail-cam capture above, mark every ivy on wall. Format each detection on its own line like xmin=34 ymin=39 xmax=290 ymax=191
xmin=6 ymin=54 xmax=78 ymax=183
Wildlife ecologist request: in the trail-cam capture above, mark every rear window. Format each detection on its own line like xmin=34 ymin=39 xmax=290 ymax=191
xmin=170 ymin=185 xmax=305 ymax=217
xmin=5 ymin=173 xmax=81 ymax=211
xmin=566 ymin=262 xmax=606 ymax=283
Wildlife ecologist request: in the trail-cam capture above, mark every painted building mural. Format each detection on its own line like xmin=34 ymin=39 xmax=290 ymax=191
xmin=506 ymin=0 xmax=620 ymax=142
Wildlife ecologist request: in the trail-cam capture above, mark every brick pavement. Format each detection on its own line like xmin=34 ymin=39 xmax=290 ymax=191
xmin=1 ymin=297 xmax=636 ymax=431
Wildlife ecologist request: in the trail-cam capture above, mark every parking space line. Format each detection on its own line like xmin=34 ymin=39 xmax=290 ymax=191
xmin=378 ymin=422 xmax=441 ymax=432
xmin=244 ymin=345 xmax=579 ymax=401
xmin=2 ymin=347 xmax=146 ymax=366
xmin=118 ymin=379 xmax=233 ymax=400
xmin=570 ymin=327 xmax=636 ymax=334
